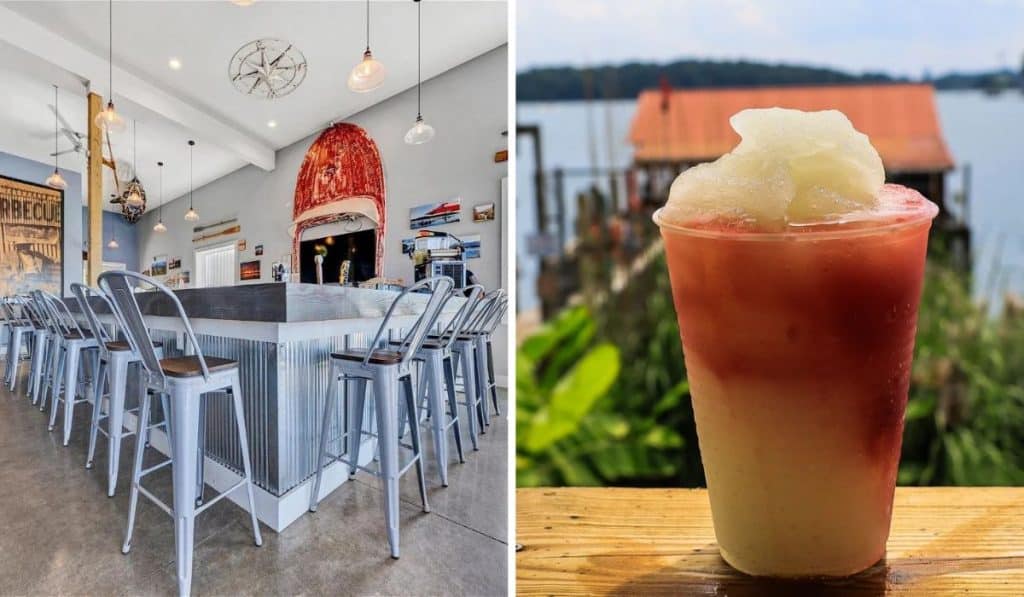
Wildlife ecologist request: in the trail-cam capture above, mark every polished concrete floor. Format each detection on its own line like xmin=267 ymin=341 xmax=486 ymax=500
xmin=0 ymin=365 xmax=508 ymax=596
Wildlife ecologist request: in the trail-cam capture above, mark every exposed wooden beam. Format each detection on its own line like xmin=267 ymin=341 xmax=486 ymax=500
xmin=87 ymin=92 xmax=102 ymax=285
xmin=0 ymin=4 xmax=275 ymax=171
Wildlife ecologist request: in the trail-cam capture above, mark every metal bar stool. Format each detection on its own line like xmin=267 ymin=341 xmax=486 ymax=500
xmin=473 ymin=292 xmax=507 ymax=419
xmin=29 ymin=291 xmax=66 ymax=413
xmin=308 ymin=276 xmax=455 ymax=559
xmin=37 ymin=291 xmax=100 ymax=445
xmin=20 ymin=294 xmax=52 ymax=405
xmin=448 ymin=290 xmax=504 ymax=439
xmin=71 ymin=283 xmax=166 ymax=496
xmin=2 ymin=297 xmax=34 ymax=392
xmin=100 ymin=271 xmax=261 ymax=597
xmin=397 ymin=284 xmax=484 ymax=486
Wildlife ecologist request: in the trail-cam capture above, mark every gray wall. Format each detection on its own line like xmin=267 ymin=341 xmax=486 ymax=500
xmin=81 ymin=207 xmax=140 ymax=272
xmin=137 ymin=45 xmax=508 ymax=378
xmin=0 ymin=150 xmax=82 ymax=294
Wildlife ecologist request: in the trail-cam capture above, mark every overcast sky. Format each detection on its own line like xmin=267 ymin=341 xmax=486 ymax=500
xmin=516 ymin=0 xmax=1024 ymax=77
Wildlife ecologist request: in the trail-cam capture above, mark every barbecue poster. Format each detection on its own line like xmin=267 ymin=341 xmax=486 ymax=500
xmin=0 ymin=175 xmax=63 ymax=296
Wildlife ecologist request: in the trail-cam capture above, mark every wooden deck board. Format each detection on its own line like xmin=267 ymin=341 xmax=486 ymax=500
xmin=517 ymin=487 xmax=1024 ymax=595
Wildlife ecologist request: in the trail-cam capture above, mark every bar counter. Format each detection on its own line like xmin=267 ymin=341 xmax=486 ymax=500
xmin=72 ymin=282 xmax=461 ymax=531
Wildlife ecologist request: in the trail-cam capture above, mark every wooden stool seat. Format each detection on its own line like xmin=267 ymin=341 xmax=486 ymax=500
xmin=330 ymin=349 xmax=403 ymax=365
xmin=160 ymin=355 xmax=237 ymax=378
xmin=106 ymin=340 xmax=164 ymax=352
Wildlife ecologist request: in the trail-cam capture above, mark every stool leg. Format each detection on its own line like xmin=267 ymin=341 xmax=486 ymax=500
xmin=48 ymin=346 xmax=66 ymax=431
xmin=195 ymin=397 xmax=206 ymax=506
xmin=403 ymin=374 xmax=429 ymax=511
xmin=122 ymin=389 xmax=151 ymax=555
xmin=309 ymin=368 xmax=339 ymax=513
xmin=169 ymin=387 xmax=199 ymax=597
xmin=29 ymin=333 xmax=45 ymax=403
xmin=106 ymin=357 xmax=130 ymax=496
xmin=475 ymin=337 xmax=490 ymax=427
xmin=230 ymin=376 xmax=263 ymax=547
xmin=39 ymin=339 xmax=55 ymax=412
xmin=86 ymin=358 xmax=108 ymax=469
xmin=486 ymin=340 xmax=500 ymax=416
xmin=6 ymin=329 xmax=21 ymax=391
xmin=458 ymin=346 xmax=485 ymax=438
xmin=372 ymin=368 xmax=401 ymax=559
xmin=426 ymin=353 xmax=449 ymax=486
xmin=61 ymin=344 xmax=81 ymax=446
xmin=447 ymin=355 xmax=477 ymax=451
xmin=348 ymin=377 xmax=367 ymax=478
xmin=442 ymin=355 xmax=465 ymax=463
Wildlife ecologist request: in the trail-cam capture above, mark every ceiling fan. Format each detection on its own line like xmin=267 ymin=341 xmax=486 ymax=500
xmin=46 ymin=103 xmax=86 ymax=158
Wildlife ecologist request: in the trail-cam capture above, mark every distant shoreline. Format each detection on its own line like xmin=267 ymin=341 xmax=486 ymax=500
xmin=517 ymin=59 xmax=1022 ymax=102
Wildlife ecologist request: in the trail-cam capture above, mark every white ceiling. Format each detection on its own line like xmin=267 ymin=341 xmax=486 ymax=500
xmin=0 ymin=0 xmax=508 ymax=211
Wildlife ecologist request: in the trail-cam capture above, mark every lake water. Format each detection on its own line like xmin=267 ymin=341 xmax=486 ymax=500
xmin=516 ymin=91 xmax=1024 ymax=314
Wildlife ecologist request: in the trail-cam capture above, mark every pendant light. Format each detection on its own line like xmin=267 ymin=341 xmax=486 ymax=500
xmin=404 ymin=0 xmax=434 ymax=144
xmin=45 ymin=85 xmax=68 ymax=190
xmin=107 ymin=196 xmax=120 ymax=249
xmin=153 ymin=161 xmax=167 ymax=232
xmin=347 ymin=0 xmax=386 ymax=92
xmin=124 ymin=120 xmax=145 ymax=206
xmin=94 ymin=0 xmax=126 ymax=133
xmin=184 ymin=140 xmax=199 ymax=221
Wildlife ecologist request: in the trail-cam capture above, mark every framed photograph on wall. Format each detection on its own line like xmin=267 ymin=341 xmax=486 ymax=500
xmin=151 ymin=255 xmax=168 ymax=276
xmin=0 ymin=175 xmax=64 ymax=295
xmin=240 ymin=260 xmax=261 ymax=281
xmin=473 ymin=202 xmax=495 ymax=222
xmin=409 ymin=197 xmax=461 ymax=229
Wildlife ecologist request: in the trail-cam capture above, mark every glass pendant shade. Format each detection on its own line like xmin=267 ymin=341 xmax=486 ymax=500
xmin=45 ymin=169 xmax=67 ymax=190
xmin=348 ymin=50 xmax=385 ymax=92
xmin=107 ymin=237 xmax=119 ymax=249
xmin=184 ymin=207 xmax=199 ymax=222
xmin=124 ymin=177 xmax=145 ymax=206
xmin=153 ymin=220 xmax=167 ymax=233
xmin=95 ymin=101 xmax=126 ymax=133
xmin=404 ymin=116 xmax=435 ymax=145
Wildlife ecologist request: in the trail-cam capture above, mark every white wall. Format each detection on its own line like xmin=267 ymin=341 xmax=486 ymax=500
xmin=137 ymin=45 xmax=508 ymax=377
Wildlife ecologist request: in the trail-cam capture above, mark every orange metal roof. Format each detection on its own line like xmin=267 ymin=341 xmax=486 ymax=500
xmin=630 ymin=84 xmax=954 ymax=172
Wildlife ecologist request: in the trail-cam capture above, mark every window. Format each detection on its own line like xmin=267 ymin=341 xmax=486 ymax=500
xmin=194 ymin=243 xmax=236 ymax=288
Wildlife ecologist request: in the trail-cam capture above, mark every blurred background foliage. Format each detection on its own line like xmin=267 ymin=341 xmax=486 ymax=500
xmin=516 ymin=250 xmax=1024 ymax=487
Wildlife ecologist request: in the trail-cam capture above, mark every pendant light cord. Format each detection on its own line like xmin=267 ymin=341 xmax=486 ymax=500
xmin=158 ymin=161 xmax=163 ymax=221
xmin=189 ymin=140 xmax=195 ymax=210
xmin=132 ymin=120 xmax=137 ymax=171
xmin=365 ymin=0 xmax=370 ymax=52
xmin=108 ymin=0 xmax=113 ymax=98
xmin=53 ymin=85 xmax=58 ymax=168
xmin=416 ymin=0 xmax=422 ymax=118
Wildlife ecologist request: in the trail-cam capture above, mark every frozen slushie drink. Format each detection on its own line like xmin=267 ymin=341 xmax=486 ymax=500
xmin=654 ymin=108 xmax=937 ymax=577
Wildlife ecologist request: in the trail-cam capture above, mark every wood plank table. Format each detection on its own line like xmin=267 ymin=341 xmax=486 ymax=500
xmin=517 ymin=487 xmax=1024 ymax=595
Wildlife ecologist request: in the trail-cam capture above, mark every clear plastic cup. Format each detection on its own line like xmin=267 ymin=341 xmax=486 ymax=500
xmin=654 ymin=185 xmax=938 ymax=577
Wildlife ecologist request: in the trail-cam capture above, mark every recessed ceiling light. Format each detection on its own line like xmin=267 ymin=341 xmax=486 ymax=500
xmin=231 ymin=0 xmax=254 ymax=6
xmin=267 ymin=120 xmax=277 ymax=128
xmin=168 ymin=58 xmax=182 ymax=70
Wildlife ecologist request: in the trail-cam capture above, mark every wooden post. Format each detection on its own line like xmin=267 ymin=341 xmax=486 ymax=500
xmin=87 ymin=92 xmax=103 ymax=285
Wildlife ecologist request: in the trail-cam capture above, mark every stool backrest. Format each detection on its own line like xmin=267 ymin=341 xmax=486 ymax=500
xmin=482 ymin=294 xmax=508 ymax=335
xmin=2 ymin=295 xmax=34 ymax=324
xmin=18 ymin=294 xmax=46 ymax=329
xmin=70 ymin=283 xmax=116 ymax=358
xmin=365 ymin=277 xmax=455 ymax=367
xmin=463 ymin=289 xmax=505 ymax=335
xmin=435 ymin=284 xmax=484 ymax=350
xmin=36 ymin=291 xmax=85 ymax=339
xmin=26 ymin=292 xmax=58 ymax=334
xmin=99 ymin=270 xmax=208 ymax=384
